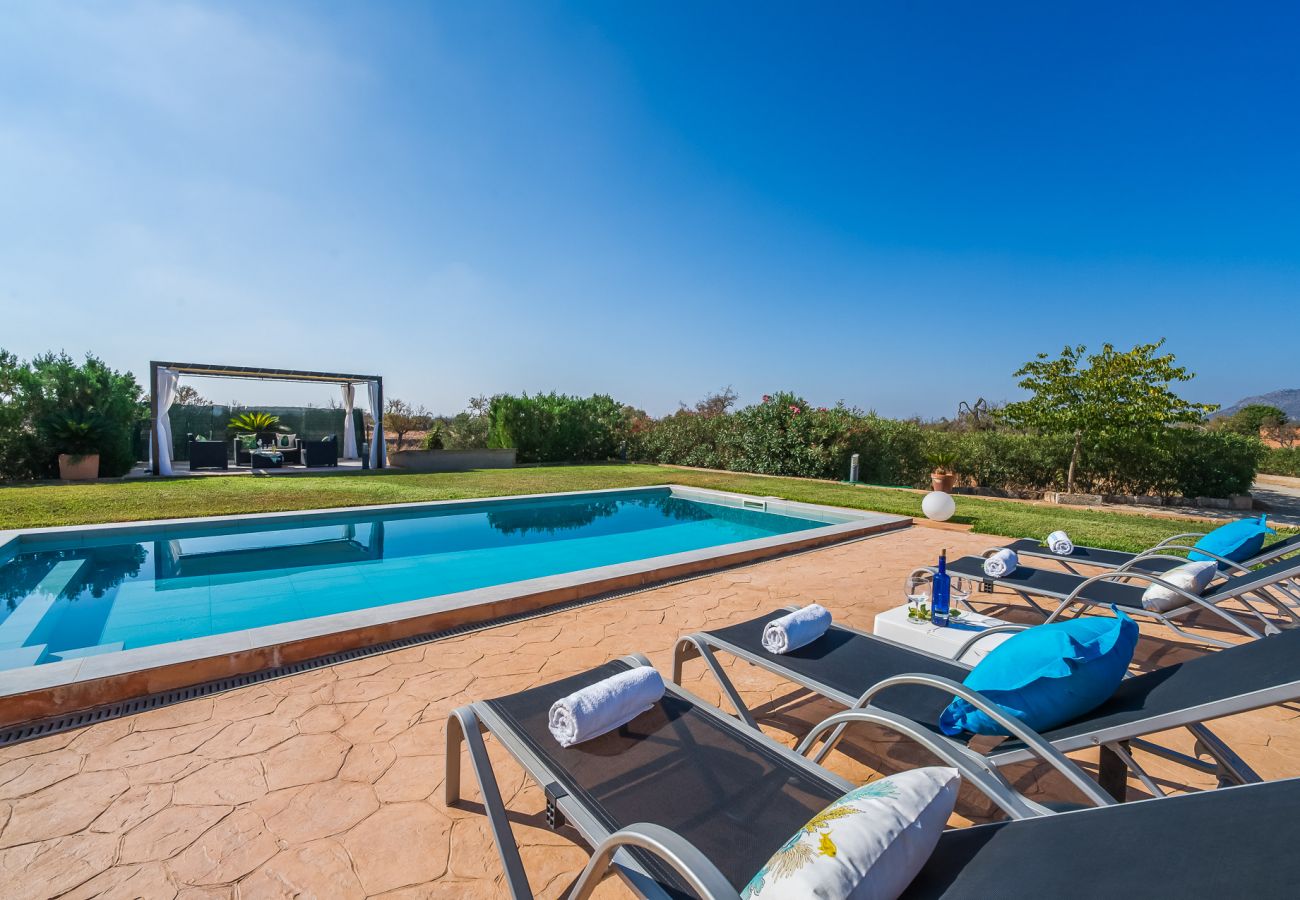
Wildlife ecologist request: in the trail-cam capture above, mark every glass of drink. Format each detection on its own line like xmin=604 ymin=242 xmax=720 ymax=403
xmin=904 ymin=570 xmax=932 ymax=623
xmin=950 ymin=578 xmax=971 ymax=619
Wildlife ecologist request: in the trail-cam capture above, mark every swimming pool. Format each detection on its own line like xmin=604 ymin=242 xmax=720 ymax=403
xmin=0 ymin=486 xmax=906 ymax=723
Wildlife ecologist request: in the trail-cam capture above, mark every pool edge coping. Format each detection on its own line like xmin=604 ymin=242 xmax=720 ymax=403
xmin=0 ymin=485 xmax=910 ymax=727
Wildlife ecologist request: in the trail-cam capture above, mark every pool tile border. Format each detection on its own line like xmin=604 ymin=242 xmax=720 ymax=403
xmin=0 ymin=485 xmax=909 ymax=727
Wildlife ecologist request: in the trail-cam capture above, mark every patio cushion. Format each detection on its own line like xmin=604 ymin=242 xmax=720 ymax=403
xmin=277 ymin=433 xmax=297 ymax=448
xmin=743 ymin=768 xmax=959 ymax=900
xmin=938 ymin=609 xmax=1138 ymax=737
xmin=1140 ymin=560 xmax=1216 ymax=612
xmin=1188 ymin=516 xmax=1274 ymax=567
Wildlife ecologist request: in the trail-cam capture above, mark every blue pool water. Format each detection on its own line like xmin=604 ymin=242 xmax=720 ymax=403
xmin=0 ymin=490 xmax=834 ymax=670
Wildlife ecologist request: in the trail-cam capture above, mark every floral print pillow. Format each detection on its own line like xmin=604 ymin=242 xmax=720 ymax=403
xmin=742 ymin=767 xmax=959 ymax=900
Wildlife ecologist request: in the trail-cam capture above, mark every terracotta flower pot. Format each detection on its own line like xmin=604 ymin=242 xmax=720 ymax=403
xmin=58 ymin=453 xmax=100 ymax=481
xmin=930 ymin=471 xmax=956 ymax=493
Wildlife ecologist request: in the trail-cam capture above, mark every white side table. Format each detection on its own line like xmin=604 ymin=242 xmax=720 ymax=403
xmin=873 ymin=605 xmax=1013 ymax=664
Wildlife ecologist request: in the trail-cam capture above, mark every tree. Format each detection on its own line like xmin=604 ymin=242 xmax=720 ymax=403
xmin=1001 ymin=340 xmax=1216 ymax=492
xmin=433 ymin=396 xmax=492 ymax=450
xmin=684 ymin=386 xmax=738 ymax=418
xmin=1217 ymin=404 xmax=1288 ymax=438
xmin=174 ymin=385 xmax=210 ymax=406
xmin=384 ymin=398 xmax=431 ymax=450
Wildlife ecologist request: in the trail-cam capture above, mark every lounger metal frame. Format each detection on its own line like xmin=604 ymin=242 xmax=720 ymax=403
xmin=1011 ymin=530 xmax=1300 ymax=577
xmin=950 ymin=554 xmax=1300 ymax=648
xmin=446 ymin=654 xmax=1078 ymax=900
xmin=673 ymin=619 xmax=1119 ymax=804
xmin=673 ymin=611 xmax=1288 ymax=802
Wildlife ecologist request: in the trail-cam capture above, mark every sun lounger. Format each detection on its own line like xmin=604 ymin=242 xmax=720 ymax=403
xmin=1000 ymin=531 xmax=1300 ymax=576
xmin=447 ymin=654 xmax=1299 ymax=898
xmin=674 ymin=611 xmax=1300 ymax=799
xmin=899 ymin=777 xmax=1300 ymax=898
xmin=445 ymin=655 xmax=1101 ymax=900
xmin=941 ymin=553 xmax=1300 ymax=647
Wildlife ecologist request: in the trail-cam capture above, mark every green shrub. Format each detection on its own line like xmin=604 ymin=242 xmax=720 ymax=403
xmin=636 ymin=393 xmax=928 ymax=484
xmin=487 ymin=392 xmax=631 ymax=463
xmin=937 ymin=429 xmax=1260 ymax=497
xmin=436 ymin=410 xmax=490 ymax=450
xmin=635 ymin=389 xmax=1259 ymax=498
xmin=1261 ymin=447 xmax=1300 ymax=478
xmin=946 ymin=431 xmax=1071 ymax=491
xmin=0 ymin=350 xmax=143 ymax=480
xmin=633 ymin=407 xmax=735 ymax=470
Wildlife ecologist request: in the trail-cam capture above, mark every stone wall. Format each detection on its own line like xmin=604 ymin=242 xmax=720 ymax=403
xmin=387 ymin=448 xmax=516 ymax=472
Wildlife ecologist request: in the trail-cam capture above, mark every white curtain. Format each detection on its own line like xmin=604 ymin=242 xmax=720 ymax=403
xmin=152 ymin=367 xmax=180 ymax=476
xmin=341 ymin=383 xmax=358 ymax=458
xmin=368 ymin=380 xmax=386 ymax=469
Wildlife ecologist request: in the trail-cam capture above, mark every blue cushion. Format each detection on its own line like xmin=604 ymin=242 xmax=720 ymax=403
xmin=938 ymin=609 xmax=1138 ymax=737
xmin=1187 ymin=515 xmax=1274 ymax=567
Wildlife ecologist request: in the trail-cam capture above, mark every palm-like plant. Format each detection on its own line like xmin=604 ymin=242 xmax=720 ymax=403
xmin=926 ymin=447 xmax=959 ymax=474
xmin=229 ymin=411 xmax=282 ymax=434
xmin=46 ymin=409 xmax=104 ymax=458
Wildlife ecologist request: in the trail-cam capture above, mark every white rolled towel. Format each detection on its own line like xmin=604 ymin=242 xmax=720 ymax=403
xmin=548 ymin=666 xmax=665 ymax=748
xmin=983 ymin=548 xmax=1019 ymax=578
xmin=762 ymin=604 xmax=832 ymax=654
xmin=1046 ymin=530 xmax=1074 ymax=556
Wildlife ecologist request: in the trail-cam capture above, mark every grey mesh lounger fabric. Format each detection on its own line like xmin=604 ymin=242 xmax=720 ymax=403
xmin=674 ymin=611 xmax=1300 ymax=797
xmin=445 ymin=656 xmax=1067 ymax=900
xmin=1001 ymin=531 xmax=1300 ymax=575
xmin=900 ymin=777 xmax=1300 ymax=899
xmin=447 ymin=655 xmax=1299 ymax=898
xmin=944 ymin=553 xmax=1300 ymax=646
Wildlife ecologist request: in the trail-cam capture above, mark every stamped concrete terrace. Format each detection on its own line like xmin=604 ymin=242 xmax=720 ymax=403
xmin=0 ymin=526 xmax=1294 ymax=899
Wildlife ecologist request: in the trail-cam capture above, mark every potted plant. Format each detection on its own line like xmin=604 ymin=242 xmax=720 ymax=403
xmin=927 ymin=447 xmax=959 ymax=493
xmin=48 ymin=409 xmax=104 ymax=481
xmin=229 ymin=411 xmax=283 ymax=446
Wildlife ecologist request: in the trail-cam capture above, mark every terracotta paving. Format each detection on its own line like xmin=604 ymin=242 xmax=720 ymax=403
xmin=0 ymin=526 xmax=1296 ymax=899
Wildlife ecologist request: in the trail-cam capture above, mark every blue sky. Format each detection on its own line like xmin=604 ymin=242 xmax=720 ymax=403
xmin=2 ymin=2 xmax=1297 ymax=417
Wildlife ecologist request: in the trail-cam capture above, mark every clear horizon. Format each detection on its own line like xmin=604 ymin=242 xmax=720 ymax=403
xmin=2 ymin=2 xmax=1297 ymax=418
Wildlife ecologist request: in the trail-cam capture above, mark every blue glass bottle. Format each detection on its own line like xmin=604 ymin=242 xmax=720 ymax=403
xmin=932 ymin=549 xmax=951 ymax=627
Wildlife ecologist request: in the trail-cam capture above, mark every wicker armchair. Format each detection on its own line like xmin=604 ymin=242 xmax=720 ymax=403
xmin=302 ymin=435 xmax=340 ymax=467
xmin=188 ymin=439 xmax=228 ymax=471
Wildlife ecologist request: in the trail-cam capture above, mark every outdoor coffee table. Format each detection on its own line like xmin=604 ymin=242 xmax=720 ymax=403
xmin=249 ymin=450 xmax=284 ymax=468
xmin=872 ymin=604 xmax=1013 ymax=664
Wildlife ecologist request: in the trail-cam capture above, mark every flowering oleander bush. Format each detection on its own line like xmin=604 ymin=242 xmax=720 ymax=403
xmin=631 ymin=390 xmax=1259 ymax=497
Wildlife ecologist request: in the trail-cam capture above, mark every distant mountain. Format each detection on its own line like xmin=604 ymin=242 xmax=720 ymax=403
xmin=1213 ymin=389 xmax=1300 ymax=420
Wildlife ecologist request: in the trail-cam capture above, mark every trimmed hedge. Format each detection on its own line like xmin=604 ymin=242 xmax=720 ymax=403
xmin=487 ymin=393 xmax=630 ymax=464
xmin=166 ymin=405 xmax=363 ymax=461
xmin=1261 ymin=447 xmax=1300 ymax=478
xmin=946 ymin=429 xmax=1261 ymax=497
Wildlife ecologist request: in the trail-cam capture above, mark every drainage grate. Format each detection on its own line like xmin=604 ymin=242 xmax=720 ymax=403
xmin=0 ymin=530 xmax=881 ymax=748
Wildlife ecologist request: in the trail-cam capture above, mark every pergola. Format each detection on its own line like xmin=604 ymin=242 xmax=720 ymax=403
xmin=149 ymin=361 xmax=385 ymax=475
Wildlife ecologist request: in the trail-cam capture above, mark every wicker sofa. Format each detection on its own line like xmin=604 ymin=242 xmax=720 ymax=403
xmin=234 ymin=435 xmax=303 ymax=466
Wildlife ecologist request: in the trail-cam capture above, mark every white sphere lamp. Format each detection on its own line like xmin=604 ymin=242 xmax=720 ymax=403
xmin=921 ymin=491 xmax=955 ymax=522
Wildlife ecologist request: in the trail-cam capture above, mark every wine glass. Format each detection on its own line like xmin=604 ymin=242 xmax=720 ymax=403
xmin=904 ymin=570 xmax=933 ymax=623
xmin=950 ymin=578 xmax=971 ymax=620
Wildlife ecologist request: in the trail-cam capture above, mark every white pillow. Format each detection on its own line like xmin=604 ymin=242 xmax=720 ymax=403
xmin=1141 ymin=560 xmax=1217 ymax=612
xmin=742 ymin=767 xmax=959 ymax=900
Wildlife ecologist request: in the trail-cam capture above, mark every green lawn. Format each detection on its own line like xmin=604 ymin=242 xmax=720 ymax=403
xmin=1 ymin=463 xmax=1280 ymax=554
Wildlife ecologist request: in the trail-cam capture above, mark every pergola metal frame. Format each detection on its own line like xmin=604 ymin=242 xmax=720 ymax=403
xmin=149 ymin=360 xmax=384 ymax=475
